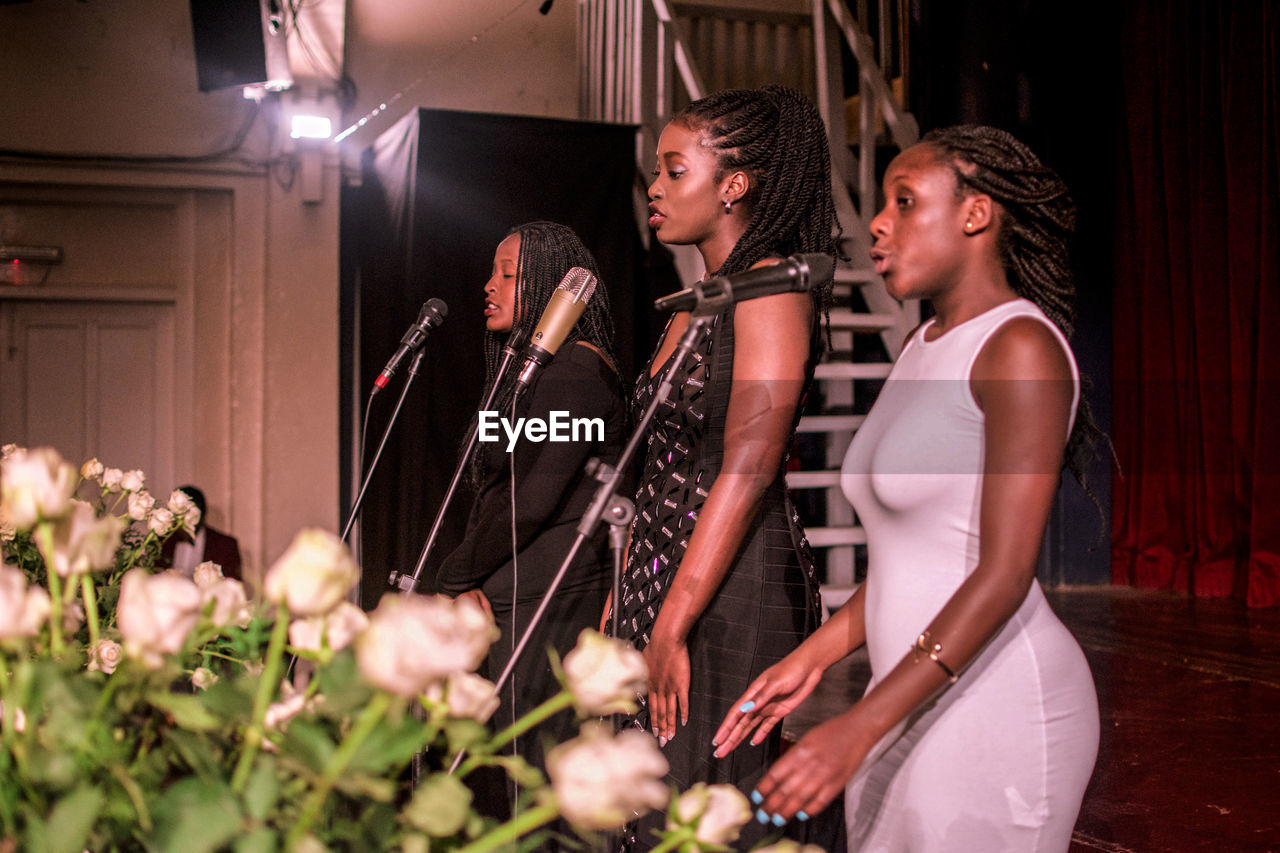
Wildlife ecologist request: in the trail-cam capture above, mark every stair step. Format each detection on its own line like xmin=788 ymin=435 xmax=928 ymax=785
xmin=796 ymin=414 xmax=866 ymax=432
xmin=826 ymin=309 xmax=896 ymax=331
xmin=814 ymin=362 xmax=893 ymax=380
xmin=786 ymin=470 xmax=842 ymax=488
xmin=804 ymin=526 xmax=868 ymax=547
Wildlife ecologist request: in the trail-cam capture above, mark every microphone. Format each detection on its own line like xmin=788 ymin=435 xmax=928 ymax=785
xmin=514 ymin=267 xmax=598 ymax=389
xmin=653 ymin=253 xmax=835 ymax=313
xmin=373 ymin=298 xmax=448 ymax=393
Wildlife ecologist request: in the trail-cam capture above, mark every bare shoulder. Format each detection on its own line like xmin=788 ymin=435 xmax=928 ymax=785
xmin=972 ymin=316 xmax=1072 ymax=384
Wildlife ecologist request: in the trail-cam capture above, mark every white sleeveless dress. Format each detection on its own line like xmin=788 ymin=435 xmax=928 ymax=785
xmin=840 ymin=299 xmax=1099 ymax=852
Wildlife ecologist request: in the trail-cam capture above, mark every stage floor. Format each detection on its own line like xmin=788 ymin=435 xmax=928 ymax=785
xmin=783 ymin=586 xmax=1280 ymax=852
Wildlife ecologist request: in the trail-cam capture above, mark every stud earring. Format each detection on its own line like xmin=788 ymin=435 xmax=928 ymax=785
xmin=724 ymin=199 xmax=733 ymax=213
xmin=964 ymin=221 xmax=974 ymax=232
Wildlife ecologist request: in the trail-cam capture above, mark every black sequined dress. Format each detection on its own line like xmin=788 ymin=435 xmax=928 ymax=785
xmin=616 ymin=308 xmax=834 ymax=851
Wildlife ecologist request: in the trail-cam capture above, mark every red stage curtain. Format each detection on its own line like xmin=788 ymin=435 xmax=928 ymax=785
xmin=1111 ymin=1 xmax=1280 ymax=606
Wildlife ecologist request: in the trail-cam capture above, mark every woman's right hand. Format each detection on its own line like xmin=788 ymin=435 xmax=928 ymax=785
xmin=713 ymin=651 xmax=824 ymax=757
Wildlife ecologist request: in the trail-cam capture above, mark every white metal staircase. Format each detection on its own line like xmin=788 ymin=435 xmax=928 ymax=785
xmin=578 ymin=0 xmax=919 ymax=608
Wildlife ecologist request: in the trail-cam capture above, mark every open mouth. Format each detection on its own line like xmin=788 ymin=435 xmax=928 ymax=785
xmin=869 ymin=249 xmax=890 ymax=275
xmin=648 ymin=205 xmax=666 ymax=229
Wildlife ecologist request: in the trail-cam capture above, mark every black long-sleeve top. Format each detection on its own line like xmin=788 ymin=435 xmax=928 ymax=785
xmin=434 ymin=343 xmax=628 ymax=610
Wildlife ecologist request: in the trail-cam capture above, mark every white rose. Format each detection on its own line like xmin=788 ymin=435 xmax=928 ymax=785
xmin=120 ymin=469 xmax=145 ymax=493
xmin=127 ymin=490 xmax=156 ymax=521
xmin=101 ymin=468 xmax=123 ymax=492
xmin=752 ymin=843 xmax=827 ymax=853
xmin=46 ymin=500 xmax=126 ymax=577
xmin=289 ymin=601 xmax=368 ymax=654
xmin=425 ymin=672 xmax=500 ymax=723
xmin=201 ymin=578 xmax=251 ymax=628
xmin=0 ymin=566 xmax=51 ymax=640
xmin=80 ymin=458 xmax=104 ymax=480
xmin=547 ymin=722 xmax=671 ymax=831
xmin=87 ymin=638 xmax=123 ymax=674
xmin=356 ymin=594 xmax=498 ymax=698
xmin=263 ymin=529 xmax=360 ymax=617
xmin=0 ymin=502 xmax=15 ymax=543
xmin=0 ymin=446 xmax=78 ymax=528
xmin=192 ymin=561 xmax=224 ymax=590
xmin=148 ymin=507 xmax=175 ymax=536
xmin=117 ymin=569 xmax=203 ymax=668
xmin=168 ymin=488 xmax=196 ymax=516
xmin=263 ymin=680 xmax=320 ymax=730
xmin=562 ymin=629 xmax=648 ymax=716
xmin=191 ymin=667 xmax=218 ymax=691
xmin=668 ymin=783 xmax=753 ymax=847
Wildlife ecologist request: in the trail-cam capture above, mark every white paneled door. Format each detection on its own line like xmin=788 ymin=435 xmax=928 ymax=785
xmin=0 ymin=299 xmax=176 ymax=492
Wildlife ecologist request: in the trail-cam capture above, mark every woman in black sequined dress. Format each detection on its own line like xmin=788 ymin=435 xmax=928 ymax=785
xmin=613 ymin=86 xmax=845 ymax=850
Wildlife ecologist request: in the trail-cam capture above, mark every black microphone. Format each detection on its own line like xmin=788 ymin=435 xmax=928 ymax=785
xmin=514 ymin=267 xmax=598 ymax=390
xmin=653 ymin=253 xmax=835 ymax=313
xmin=373 ymin=298 xmax=448 ymax=393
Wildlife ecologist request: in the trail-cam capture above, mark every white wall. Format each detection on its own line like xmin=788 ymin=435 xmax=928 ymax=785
xmin=0 ymin=0 xmax=582 ymax=580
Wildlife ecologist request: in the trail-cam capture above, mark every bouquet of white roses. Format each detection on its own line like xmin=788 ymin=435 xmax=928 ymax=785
xmin=0 ymin=444 xmax=780 ymax=852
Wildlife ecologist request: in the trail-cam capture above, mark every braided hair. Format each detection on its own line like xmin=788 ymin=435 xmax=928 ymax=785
xmin=471 ymin=221 xmax=618 ymax=486
xmin=921 ymin=124 xmax=1105 ymax=495
xmin=674 ymin=85 xmax=840 ymax=342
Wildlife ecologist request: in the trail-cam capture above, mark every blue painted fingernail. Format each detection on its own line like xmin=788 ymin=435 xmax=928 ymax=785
xmin=750 ymin=789 xmax=762 ymax=804
xmin=755 ymin=809 xmax=769 ymax=824
xmin=739 ymin=700 xmax=756 ymax=712
xmin=797 ymin=811 xmax=810 ymax=822
xmin=772 ymin=813 xmax=786 ymax=826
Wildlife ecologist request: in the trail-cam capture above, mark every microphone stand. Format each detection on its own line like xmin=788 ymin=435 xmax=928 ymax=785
xmin=341 ymin=347 xmax=428 ymax=543
xmin=391 ymin=329 xmax=528 ymax=594
xmin=447 ymin=287 xmax=729 ymax=774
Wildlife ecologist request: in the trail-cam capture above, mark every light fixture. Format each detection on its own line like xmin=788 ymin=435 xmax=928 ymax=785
xmin=290 ymin=114 xmax=333 ymax=140
xmin=0 ymin=244 xmax=63 ymax=286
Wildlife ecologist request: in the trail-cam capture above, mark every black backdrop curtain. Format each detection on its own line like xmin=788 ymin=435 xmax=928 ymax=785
xmin=1110 ymin=1 xmax=1280 ymax=607
xmin=342 ymin=108 xmax=673 ymax=609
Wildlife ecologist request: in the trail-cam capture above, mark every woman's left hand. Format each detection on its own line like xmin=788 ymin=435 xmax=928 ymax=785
xmin=643 ymin=631 xmax=690 ymax=746
xmin=752 ymin=708 xmax=874 ymax=824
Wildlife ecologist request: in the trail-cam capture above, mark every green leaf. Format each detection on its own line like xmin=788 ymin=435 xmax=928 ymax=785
xmin=331 ymin=771 xmax=396 ymax=802
xmin=164 ymin=727 xmax=225 ymax=781
xmin=277 ymin=718 xmax=336 ymax=774
xmin=242 ymin=754 xmax=280 ymax=821
xmin=444 ymin=718 xmax=489 ymax=755
xmin=476 ymin=753 xmax=545 ymax=789
xmin=232 ymin=826 xmax=278 ymax=853
xmin=401 ymin=772 xmax=472 ymax=837
xmin=197 ymin=675 xmax=256 ymax=720
xmin=347 ymin=714 xmax=426 ymax=775
xmin=46 ymin=786 xmax=104 ymax=853
xmin=148 ymin=777 xmax=243 ymax=853
xmin=147 ymin=690 xmax=223 ymax=732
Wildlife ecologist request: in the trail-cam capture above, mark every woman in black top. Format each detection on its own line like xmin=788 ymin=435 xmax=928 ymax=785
xmin=435 ymin=221 xmax=626 ymax=812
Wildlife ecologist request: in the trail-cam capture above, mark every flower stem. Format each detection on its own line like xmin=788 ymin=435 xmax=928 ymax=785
xmin=482 ymin=691 xmax=574 ymax=757
xmin=453 ymin=802 xmax=559 ymax=853
xmin=230 ymin=608 xmax=289 ymax=792
xmin=648 ymin=829 xmax=695 ymax=853
xmin=80 ymin=573 xmax=100 ymax=648
xmin=36 ymin=523 xmax=65 ymax=656
xmin=284 ymin=691 xmax=391 ymax=849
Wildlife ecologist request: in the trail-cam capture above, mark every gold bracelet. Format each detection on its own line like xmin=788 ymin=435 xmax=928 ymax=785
xmin=913 ymin=631 xmax=959 ymax=683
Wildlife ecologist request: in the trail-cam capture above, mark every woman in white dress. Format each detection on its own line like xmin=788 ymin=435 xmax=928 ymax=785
xmin=713 ymin=125 xmax=1102 ymax=851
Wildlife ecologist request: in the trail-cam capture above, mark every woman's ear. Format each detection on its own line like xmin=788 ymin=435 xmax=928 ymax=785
xmin=962 ymin=193 xmax=996 ymax=235
xmin=721 ymin=170 xmax=751 ymax=206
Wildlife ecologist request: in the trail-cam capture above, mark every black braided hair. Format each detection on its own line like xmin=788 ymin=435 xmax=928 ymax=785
xmin=674 ymin=85 xmax=840 ymax=346
xmin=921 ymin=124 xmax=1106 ymax=496
xmin=470 ymin=221 xmax=618 ymax=487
